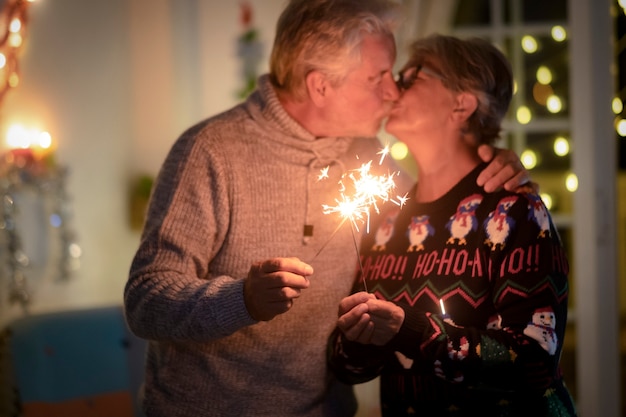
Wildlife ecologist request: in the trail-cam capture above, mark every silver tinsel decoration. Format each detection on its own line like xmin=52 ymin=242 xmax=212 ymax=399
xmin=0 ymin=154 xmax=81 ymax=313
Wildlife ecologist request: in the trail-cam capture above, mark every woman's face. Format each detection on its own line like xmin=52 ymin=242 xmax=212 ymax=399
xmin=385 ymin=64 xmax=457 ymax=144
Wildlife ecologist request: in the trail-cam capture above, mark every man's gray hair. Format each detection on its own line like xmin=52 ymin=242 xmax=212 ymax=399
xmin=270 ymin=0 xmax=401 ymax=101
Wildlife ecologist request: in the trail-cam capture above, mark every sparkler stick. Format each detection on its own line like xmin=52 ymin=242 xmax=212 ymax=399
xmin=439 ymin=298 xmax=446 ymax=315
xmin=321 ymin=159 xmax=405 ymax=233
xmin=311 ymin=217 xmax=348 ymax=260
xmin=350 ymin=222 xmax=367 ymax=292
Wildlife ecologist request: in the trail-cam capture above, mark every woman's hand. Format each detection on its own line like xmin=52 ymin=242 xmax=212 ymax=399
xmin=337 ymin=292 xmax=405 ymax=346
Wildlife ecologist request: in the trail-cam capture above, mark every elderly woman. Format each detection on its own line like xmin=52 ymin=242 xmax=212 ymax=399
xmin=328 ymin=34 xmax=577 ymax=417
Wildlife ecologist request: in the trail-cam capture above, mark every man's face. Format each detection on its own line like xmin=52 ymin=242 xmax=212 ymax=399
xmin=323 ymin=34 xmax=399 ymax=137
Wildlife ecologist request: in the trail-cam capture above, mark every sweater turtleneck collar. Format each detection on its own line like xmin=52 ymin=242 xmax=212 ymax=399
xmin=245 ymin=74 xmax=353 ymax=167
xmin=245 ymin=74 xmax=365 ymax=245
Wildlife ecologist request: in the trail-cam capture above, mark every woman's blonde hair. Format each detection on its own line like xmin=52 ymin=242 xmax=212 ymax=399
xmin=270 ymin=0 xmax=400 ymax=101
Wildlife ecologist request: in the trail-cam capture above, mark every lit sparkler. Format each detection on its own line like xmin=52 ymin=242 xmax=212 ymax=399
xmin=439 ymin=298 xmax=453 ymax=324
xmin=312 ymin=147 xmax=409 ymax=291
xmin=317 ymin=166 xmax=330 ymax=181
xmin=377 ymin=144 xmax=390 ymax=165
xmin=321 ymin=159 xmax=406 ymax=233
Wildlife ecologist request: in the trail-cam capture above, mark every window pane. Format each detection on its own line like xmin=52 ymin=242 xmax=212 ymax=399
xmin=504 ymin=0 xmax=568 ymax=23
xmin=526 ymin=131 xmax=572 ymax=172
xmin=501 ymin=36 xmax=570 ymax=120
xmin=453 ymin=0 xmax=491 ymax=26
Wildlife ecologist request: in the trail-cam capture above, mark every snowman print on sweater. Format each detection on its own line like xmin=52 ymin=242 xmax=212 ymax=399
xmin=523 ymin=306 xmax=558 ymax=355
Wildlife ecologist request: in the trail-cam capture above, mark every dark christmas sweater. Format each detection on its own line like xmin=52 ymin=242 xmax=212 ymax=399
xmin=328 ymin=163 xmax=578 ymax=417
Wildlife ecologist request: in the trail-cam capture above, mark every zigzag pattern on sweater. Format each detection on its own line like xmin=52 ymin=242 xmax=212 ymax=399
xmin=492 ymin=274 xmax=568 ymax=304
xmin=369 ymin=281 xmax=488 ymax=308
xmin=368 ymin=274 xmax=567 ymax=308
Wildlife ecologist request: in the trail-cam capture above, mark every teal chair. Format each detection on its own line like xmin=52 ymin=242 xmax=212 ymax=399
xmin=5 ymin=306 xmax=146 ymax=417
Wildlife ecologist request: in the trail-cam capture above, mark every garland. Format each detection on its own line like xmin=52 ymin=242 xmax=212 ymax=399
xmin=1 ymin=151 xmax=81 ymax=312
xmin=0 ymin=1 xmax=81 ymax=312
xmin=0 ymin=0 xmax=31 ymax=106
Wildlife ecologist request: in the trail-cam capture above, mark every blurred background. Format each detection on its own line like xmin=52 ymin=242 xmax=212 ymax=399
xmin=0 ymin=0 xmax=623 ymax=416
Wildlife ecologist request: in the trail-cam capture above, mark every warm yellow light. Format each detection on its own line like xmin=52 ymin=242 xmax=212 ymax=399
xmin=540 ymin=193 xmax=553 ymax=210
xmin=532 ymin=83 xmax=553 ymax=106
xmin=536 ymin=66 xmax=552 ymax=85
xmin=8 ymin=33 xmax=23 ymax=48
xmin=565 ymin=173 xmax=578 ymax=192
xmin=612 ymin=97 xmax=623 ymax=114
xmin=390 ymin=141 xmax=408 ymax=160
xmin=521 ymin=36 xmax=538 ymax=53
xmin=553 ymin=136 xmax=570 ymax=156
xmin=616 ymin=118 xmax=626 ymax=136
xmin=8 ymin=72 xmax=19 ymax=87
xmin=551 ymin=26 xmax=567 ymax=42
xmin=521 ymin=149 xmax=537 ymax=169
xmin=9 ymin=18 xmax=22 ymax=33
xmin=516 ymin=106 xmax=532 ymax=124
xmin=6 ymin=124 xmax=29 ymax=149
xmin=546 ymin=95 xmax=563 ymax=113
xmin=38 ymin=131 xmax=52 ymax=149
xmin=0 ymin=53 xmax=6 ymax=69
xmin=5 ymin=125 xmax=53 ymax=151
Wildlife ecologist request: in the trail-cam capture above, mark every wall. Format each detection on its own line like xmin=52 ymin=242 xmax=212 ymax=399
xmin=0 ymin=0 xmax=285 ymax=322
xmin=2 ymin=0 xmax=135 ymax=322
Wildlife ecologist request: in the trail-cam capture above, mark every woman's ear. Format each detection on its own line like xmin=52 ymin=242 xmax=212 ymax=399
xmin=306 ymin=71 xmax=328 ymax=107
xmin=452 ymin=92 xmax=478 ymax=122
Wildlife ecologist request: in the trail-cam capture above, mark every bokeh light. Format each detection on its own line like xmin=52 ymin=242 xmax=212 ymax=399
xmin=565 ymin=173 xmax=578 ymax=192
xmin=521 ymin=35 xmax=538 ymax=53
xmin=551 ymin=25 xmax=567 ymax=42
xmin=553 ymin=136 xmax=570 ymax=156
xmin=516 ymin=106 xmax=532 ymax=124
xmin=521 ymin=149 xmax=538 ymax=169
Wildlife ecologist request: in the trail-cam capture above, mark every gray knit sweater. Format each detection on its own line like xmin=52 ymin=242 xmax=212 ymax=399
xmin=124 ymin=75 xmax=408 ymax=416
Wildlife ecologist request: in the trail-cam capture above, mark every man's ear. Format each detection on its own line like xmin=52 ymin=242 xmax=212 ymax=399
xmin=452 ymin=92 xmax=478 ymax=122
xmin=306 ymin=71 xmax=329 ymax=107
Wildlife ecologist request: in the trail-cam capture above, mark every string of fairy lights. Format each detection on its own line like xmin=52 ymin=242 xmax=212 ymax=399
xmin=0 ymin=0 xmax=81 ymax=312
xmin=0 ymin=0 xmax=33 ymax=106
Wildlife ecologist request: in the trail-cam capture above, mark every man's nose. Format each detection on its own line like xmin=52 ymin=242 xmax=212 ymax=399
xmin=383 ymin=72 xmax=400 ymax=101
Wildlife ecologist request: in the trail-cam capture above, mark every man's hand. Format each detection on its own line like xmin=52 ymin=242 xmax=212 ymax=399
xmin=244 ymin=257 xmax=313 ymax=321
xmin=477 ymin=144 xmax=536 ymax=193
xmin=337 ymin=292 xmax=404 ymax=346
